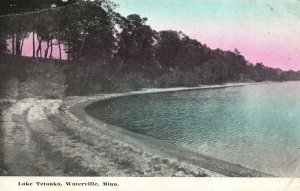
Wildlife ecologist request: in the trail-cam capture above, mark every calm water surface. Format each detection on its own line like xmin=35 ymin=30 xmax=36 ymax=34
xmin=86 ymin=82 xmax=300 ymax=176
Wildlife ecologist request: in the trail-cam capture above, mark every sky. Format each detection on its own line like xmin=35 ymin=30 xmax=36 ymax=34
xmin=18 ymin=0 xmax=300 ymax=70
xmin=116 ymin=0 xmax=300 ymax=71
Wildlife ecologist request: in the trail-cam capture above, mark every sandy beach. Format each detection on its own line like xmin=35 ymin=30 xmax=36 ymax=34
xmin=0 ymin=83 xmax=272 ymax=177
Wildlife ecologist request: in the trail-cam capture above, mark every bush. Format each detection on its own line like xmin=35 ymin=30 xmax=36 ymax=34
xmin=18 ymin=62 xmax=66 ymax=99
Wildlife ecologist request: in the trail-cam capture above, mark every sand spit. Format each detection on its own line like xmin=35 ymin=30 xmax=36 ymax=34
xmin=0 ymin=84 xmax=271 ymax=177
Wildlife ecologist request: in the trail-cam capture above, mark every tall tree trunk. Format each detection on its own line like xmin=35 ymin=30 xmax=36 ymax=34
xmin=67 ymin=43 xmax=70 ymax=61
xmin=36 ymin=36 xmax=43 ymax=57
xmin=58 ymin=40 xmax=62 ymax=60
xmin=36 ymin=43 xmax=39 ymax=57
xmin=12 ymin=35 xmax=15 ymax=55
xmin=49 ymin=39 xmax=53 ymax=59
xmin=16 ymin=35 xmax=21 ymax=56
xmin=39 ymin=42 xmax=42 ymax=57
xmin=44 ymin=40 xmax=49 ymax=58
xmin=20 ymin=36 xmax=25 ymax=55
xmin=32 ymin=31 xmax=35 ymax=58
xmin=36 ymin=36 xmax=41 ymax=57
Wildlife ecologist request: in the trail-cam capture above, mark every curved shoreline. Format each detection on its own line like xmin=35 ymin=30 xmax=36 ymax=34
xmin=0 ymin=82 xmax=274 ymax=176
xmin=69 ymin=83 xmax=273 ymax=177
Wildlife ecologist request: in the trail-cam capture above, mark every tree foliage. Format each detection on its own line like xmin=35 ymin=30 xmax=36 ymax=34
xmin=0 ymin=0 xmax=299 ymax=91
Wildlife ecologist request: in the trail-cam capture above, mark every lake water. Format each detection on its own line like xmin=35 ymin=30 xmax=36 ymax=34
xmin=86 ymin=82 xmax=300 ymax=177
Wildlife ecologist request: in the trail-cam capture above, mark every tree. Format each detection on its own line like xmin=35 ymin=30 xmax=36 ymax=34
xmin=55 ymin=0 xmax=117 ymax=61
xmin=0 ymin=20 xmax=8 ymax=55
xmin=0 ymin=0 xmax=81 ymax=57
xmin=116 ymin=14 xmax=157 ymax=71
xmin=176 ymin=35 xmax=212 ymax=71
xmin=155 ymin=30 xmax=181 ymax=69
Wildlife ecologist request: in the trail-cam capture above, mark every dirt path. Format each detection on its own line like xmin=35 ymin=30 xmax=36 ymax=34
xmin=1 ymin=99 xmax=63 ymax=175
xmin=0 ymin=100 xmax=11 ymax=175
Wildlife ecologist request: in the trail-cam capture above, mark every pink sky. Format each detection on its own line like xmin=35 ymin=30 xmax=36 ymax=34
xmin=16 ymin=30 xmax=300 ymax=71
xmin=11 ymin=34 xmax=67 ymax=60
xmin=117 ymin=0 xmax=300 ymax=71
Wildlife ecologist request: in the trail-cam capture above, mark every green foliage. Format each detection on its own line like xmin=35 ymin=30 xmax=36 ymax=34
xmin=116 ymin=14 xmax=157 ymax=71
xmin=1 ymin=0 xmax=300 ymax=96
xmin=155 ymin=30 xmax=182 ymax=69
xmin=19 ymin=61 xmax=66 ymax=99
xmin=0 ymin=56 xmax=66 ymax=98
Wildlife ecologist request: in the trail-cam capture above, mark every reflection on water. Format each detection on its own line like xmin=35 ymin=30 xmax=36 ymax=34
xmin=86 ymin=82 xmax=300 ymax=176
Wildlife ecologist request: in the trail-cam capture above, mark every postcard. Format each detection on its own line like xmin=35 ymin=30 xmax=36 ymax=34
xmin=0 ymin=0 xmax=300 ymax=190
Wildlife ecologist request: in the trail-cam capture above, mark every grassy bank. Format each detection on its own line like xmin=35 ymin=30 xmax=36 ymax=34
xmin=0 ymin=56 xmax=209 ymax=98
xmin=2 ymin=56 xmax=300 ymax=100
